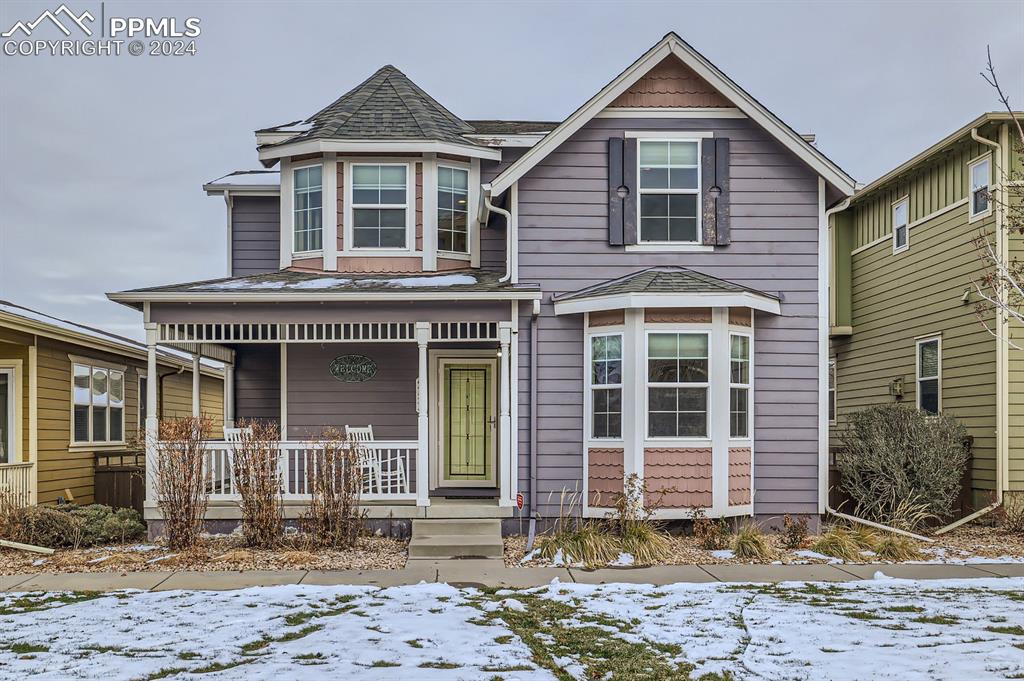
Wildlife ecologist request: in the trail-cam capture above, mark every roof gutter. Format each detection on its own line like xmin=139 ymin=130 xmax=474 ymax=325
xmin=482 ymin=183 xmax=515 ymax=284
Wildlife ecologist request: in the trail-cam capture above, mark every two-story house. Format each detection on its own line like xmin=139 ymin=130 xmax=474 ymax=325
xmin=109 ymin=33 xmax=855 ymax=538
xmin=829 ymin=112 xmax=1023 ymax=519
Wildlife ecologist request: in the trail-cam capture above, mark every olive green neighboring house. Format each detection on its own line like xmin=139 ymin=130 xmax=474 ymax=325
xmin=829 ymin=112 xmax=1023 ymax=511
xmin=0 ymin=301 xmax=224 ymax=506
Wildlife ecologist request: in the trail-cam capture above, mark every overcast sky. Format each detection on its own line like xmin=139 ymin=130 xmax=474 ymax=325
xmin=1 ymin=0 xmax=1021 ymax=341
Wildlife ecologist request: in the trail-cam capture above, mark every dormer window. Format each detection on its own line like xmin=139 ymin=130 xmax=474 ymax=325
xmin=352 ymin=164 xmax=408 ymax=248
xmin=293 ymin=165 xmax=323 ymax=253
xmin=438 ymin=165 xmax=469 ymax=254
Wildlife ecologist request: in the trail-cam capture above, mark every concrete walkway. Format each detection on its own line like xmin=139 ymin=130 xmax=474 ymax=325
xmin=2 ymin=561 xmax=1022 ymax=593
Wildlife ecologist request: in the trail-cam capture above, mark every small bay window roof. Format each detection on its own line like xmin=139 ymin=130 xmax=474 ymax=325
xmin=552 ymin=266 xmax=781 ymax=315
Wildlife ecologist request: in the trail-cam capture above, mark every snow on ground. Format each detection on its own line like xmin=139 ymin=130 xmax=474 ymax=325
xmin=0 ymin=578 xmax=1022 ymax=680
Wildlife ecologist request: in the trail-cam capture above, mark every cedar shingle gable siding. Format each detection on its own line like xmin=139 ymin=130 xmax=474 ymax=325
xmin=609 ymin=56 xmax=733 ymax=109
xmin=515 ymin=115 xmax=822 ymax=517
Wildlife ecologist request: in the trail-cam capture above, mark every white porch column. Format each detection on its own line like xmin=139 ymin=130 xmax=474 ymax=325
xmin=191 ymin=353 xmax=201 ymax=417
xmin=279 ymin=342 xmax=288 ymax=438
xmin=623 ymin=309 xmax=645 ymax=500
xmin=710 ymin=308 xmax=730 ymax=516
xmin=144 ymin=323 xmax=159 ymax=505
xmin=415 ymin=322 xmax=430 ymax=507
xmin=223 ymin=363 xmax=235 ymax=429
xmin=498 ymin=322 xmax=513 ymax=507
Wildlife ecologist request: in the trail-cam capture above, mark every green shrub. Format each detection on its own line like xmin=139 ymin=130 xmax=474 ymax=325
xmin=0 ymin=504 xmax=145 ymax=549
xmin=62 ymin=505 xmax=146 ymax=545
xmin=837 ymin=405 xmax=969 ymax=529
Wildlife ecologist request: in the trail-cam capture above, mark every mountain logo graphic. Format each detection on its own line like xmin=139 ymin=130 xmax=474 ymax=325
xmin=2 ymin=4 xmax=95 ymax=38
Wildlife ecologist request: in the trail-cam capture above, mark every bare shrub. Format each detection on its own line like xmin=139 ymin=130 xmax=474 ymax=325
xmin=607 ymin=475 xmax=671 ymax=565
xmin=301 ymin=427 xmax=363 ymax=549
xmin=155 ymin=416 xmax=212 ymax=550
xmin=837 ymin=405 xmax=968 ymax=529
xmin=232 ymin=419 xmax=284 ymax=548
xmin=691 ymin=507 xmax=729 ymax=551
xmin=781 ymin=514 xmax=809 ymax=550
xmin=998 ymin=495 xmax=1024 ymax=534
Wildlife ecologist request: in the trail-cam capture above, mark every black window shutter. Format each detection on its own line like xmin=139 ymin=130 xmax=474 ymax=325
xmin=607 ymin=137 xmax=624 ymax=246
xmin=701 ymin=137 xmax=731 ymax=246
xmin=623 ymin=137 xmax=638 ymax=245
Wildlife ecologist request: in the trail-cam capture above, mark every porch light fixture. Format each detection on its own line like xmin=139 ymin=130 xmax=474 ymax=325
xmin=888 ymin=376 xmax=904 ymax=400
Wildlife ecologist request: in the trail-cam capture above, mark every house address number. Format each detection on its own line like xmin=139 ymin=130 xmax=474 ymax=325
xmin=329 ymin=355 xmax=377 ymax=383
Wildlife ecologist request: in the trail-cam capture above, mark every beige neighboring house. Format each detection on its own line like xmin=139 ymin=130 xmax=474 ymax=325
xmin=0 ymin=301 xmax=224 ymax=507
xmin=828 ymin=112 xmax=1023 ymax=514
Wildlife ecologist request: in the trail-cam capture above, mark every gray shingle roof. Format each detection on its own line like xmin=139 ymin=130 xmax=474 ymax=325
xmin=270 ymin=65 xmax=478 ymax=147
xmin=466 ymin=120 xmax=560 ymax=135
xmin=553 ymin=267 xmax=778 ymax=302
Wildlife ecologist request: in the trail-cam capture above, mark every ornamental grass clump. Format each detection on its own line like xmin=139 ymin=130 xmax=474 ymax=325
xmin=610 ymin=475 xmax=671 ymax=565
xmin=155 ymin=416 xmax=213 ymax=550
xmin=836 ymin=405 xmax=968 ymax=530
xmin=232 ymin=419 xmax=284 ymax=549
xmin=811 ymin=525 xmax=861 ymax=562
xmin=874 ymin=533 xmax=922 ymax=562
xmin=538 ymin=488 xmax=619 ymax=567
xmin=731 ymin=522 xmax=772 ymax=561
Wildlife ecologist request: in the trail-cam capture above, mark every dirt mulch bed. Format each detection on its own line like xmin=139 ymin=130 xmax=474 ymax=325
xmin=504 ymin=523 xmax=1024 ymax=568
xmin=0 ymin=535 xmax=407 ymax=575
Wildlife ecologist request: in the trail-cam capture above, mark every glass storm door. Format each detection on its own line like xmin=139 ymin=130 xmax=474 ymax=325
xmin=442 ymin=363 xmax=495 ymax=485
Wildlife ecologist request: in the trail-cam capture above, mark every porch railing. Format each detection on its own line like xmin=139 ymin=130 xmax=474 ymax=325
xmin=152 ymin=441 xmax=417 ymax=503
xmin=0 ymin=462 xmax=34 ymax=508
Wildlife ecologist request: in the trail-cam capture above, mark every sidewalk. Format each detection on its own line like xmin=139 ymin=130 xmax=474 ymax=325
xmin=3 ymin=560 xmax=1023 ymax=592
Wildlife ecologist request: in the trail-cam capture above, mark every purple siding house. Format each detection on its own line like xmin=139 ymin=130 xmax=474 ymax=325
xmin=109 ymin=34 xmax=855 ymax=536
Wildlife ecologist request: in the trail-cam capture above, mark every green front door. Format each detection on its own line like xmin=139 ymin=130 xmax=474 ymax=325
xmin=443 ymin=363 xmax=494 ymax=484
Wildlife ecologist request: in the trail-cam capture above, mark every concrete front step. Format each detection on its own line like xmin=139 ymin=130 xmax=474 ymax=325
xmin=408 ymin=518 xmax=504 ymax=559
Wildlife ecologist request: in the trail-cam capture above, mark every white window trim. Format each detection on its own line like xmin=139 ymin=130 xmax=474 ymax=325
xmin=644 ymin=329 xmax=711 ymax=441
xmin=138 ymin=371 xmax=150 ymax=440
xmin=586 ymin=330 xmax=625 ymax=442
xmin=436 ymin=161 xmax=472 ymax=258
xmin=968 ymin=153 xmax=993 ymax=223
xmin=827 ymin=358 xmax=836 ymax=425
xmin=636 ymin=138 xmax=703 ymax=247
xmin=291 ymin=161 xmax=325 ymax=258
xmin=915 ymin=336 xmax=942 ymax=413
xmin=892 ymin=195 xmax=909 ymax=254
xmin=70 ymin=357 xmax=126 ymax=447
xmin=345 ymin=161 xmax=415 ymax=254
xmin=728 ymin=331 xmax=752 ymax=440
xmin=0 ymin=365 xmax=18 ymax=465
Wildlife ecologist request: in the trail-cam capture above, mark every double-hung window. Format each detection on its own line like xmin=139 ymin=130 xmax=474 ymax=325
xmin=0 ymin=368 xmax=13 ymax=463
xmin=352 ymin=164 xmax=408 ymax=248
xmin=729 ymin=334 xmax=751 ymax=438
xmin=73 ymin=362 xmax=124 ymax=445
xmin=293 ymin=165 xmax=323 ymax=253
xmin=969 ymin=156 xmax=991 ymax=219
xmin=590 ymin=334 xmax=622 ymax=439
xmin=638 ymin=140 xmax=700 ymax=243
xmin=647 ymin=332 xmax=709 ymax=438
xmin=893 ymin=197 xmax=909 ymax=252
xmin=438 ymin=166 xmax=469 ymax=254
xmin=916 ymin=337 xmax=941 ymax=414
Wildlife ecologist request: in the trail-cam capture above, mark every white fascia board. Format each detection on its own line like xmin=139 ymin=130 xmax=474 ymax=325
xmin=107 ymin=290 xmax=543 ymax=304
xmin=552 ymin=291 xmax=781 ymax=316
xmin=258 ymin=139 xmax=502 ymax=162
xmin=487 ymin=35 xmax=855 ymax=197
xmin=203 ymin=184 xmax=280 ymax=196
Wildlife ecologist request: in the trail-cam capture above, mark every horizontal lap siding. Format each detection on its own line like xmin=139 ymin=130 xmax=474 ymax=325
xmin=518 ymin=117 xmax=823 ymax=517
xmin=829 ymin=203 xmax=997 ymax=492
xmin=231 ymin=196 xmax=281 ymax=276
xmin=234 ymin=344 xmax=281 ymax=424
xmin=159 ymin=372 xmax=224 ymax=436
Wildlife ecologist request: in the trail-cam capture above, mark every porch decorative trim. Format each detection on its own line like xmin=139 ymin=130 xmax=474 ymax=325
xmin=158 ymin=321 xmax=505 ymax=345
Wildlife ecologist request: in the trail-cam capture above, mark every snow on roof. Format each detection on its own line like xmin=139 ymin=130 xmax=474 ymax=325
xmin=205 ymin=170 xmax=281 ymax=187
xmin=194 ymin=274 xmax=478 ymax=292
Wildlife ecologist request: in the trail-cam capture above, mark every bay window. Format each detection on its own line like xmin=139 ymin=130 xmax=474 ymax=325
xmin=292 ymin=165 xmax=323 ymax=252
xmin=438 ymin=166 xmax=469 ymax=254
xmin=647 ymin=332 xmax=709 ymax=438
xmin=352 ymin=164 xmax=408 ymax=248
xmin=638 ymin=140 xmax=700 ymax=243
xmin=73 ymin=361 xmax=124 ymax=445
xmin=590 ymin=334 xmax=622 ymax=439
xmin=729 ymin=334 xmax=751 ymax=438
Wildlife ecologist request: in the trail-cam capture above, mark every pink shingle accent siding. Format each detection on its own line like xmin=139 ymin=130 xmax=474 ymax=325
xmin=644 ymin=447 xmax=712 ymax=508
xmin=729 ymin=447 xmax=752 ymax=506
xmin=609 ymin=56 xmax=733 ymax=109
xmin=588 ymin=447 xmax=624 ymax=508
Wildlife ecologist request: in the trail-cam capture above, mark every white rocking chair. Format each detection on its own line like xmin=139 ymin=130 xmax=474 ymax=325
xmin=345 ymin=425 xmax=381 ymax=494
xmin=224 ymin=426 xmax=252 ymax=443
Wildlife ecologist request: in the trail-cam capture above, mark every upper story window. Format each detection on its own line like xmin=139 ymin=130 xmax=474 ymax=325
xmin=590 ymin=334 xmax=622 ymax=439
xmin=73 ymin=361 xmax=124 ymax=445
xmin=892 ymin=197 xmax=909 ymax=253
xmin=352 ymin=164 xmax=408 ymax=248
xmin=438 ymin=166 xmax=469 ymax=254
xmin=638 ymin=140 xmax=700 ymax=244
xmin=916 ymin=337 xmax=940 ymax=414
xmin=293 ymin=165 xmax=323 ymax=253
xmin=969 ymin=155 xmax=991 ymax=219
xmin=828 ymin=359 xmax=837 ymax=424
xmin=647 ymin=332 xmax=709 ymax=438
xmin=729 ymin=333 xmax=751 ymax=438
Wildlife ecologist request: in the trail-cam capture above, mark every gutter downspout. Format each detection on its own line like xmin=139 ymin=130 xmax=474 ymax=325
xmin=525 ymin=299 xmax=540 ymax=552
xmin=821 ymin=196 xmax=933 ymax=543
xmin=934 ymin=126 xmax=1006 ymax=535
xmin=482 ymin=184 xmax=515 ymax=283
